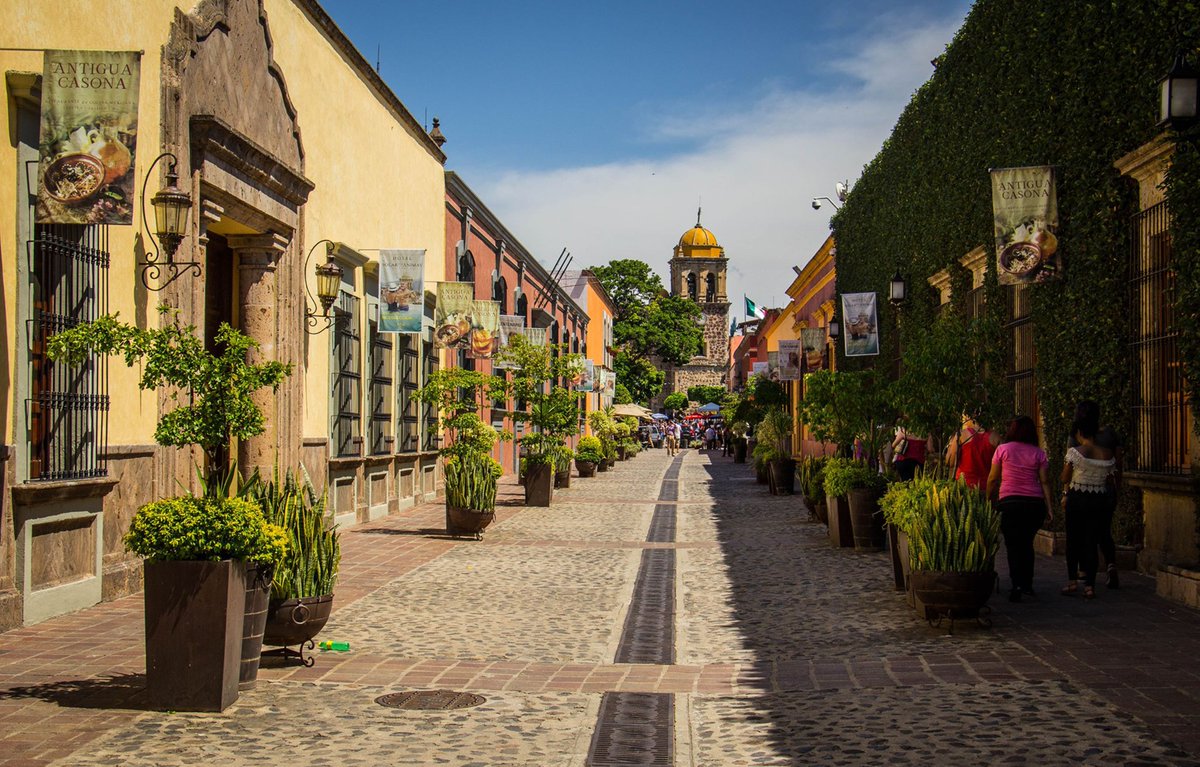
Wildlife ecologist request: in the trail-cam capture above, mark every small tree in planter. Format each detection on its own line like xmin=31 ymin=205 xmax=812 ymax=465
xmin=575 ymin=436 xmax=604 ymax=477
xmin=588 ymin=410 xmax=618 ymax=470
xmin=415 ymin=369 xmax=509 ymax=533
xmin=729 ymin=420 xmax=749 ymax=463
xmin=797 ymin=456 xmax=828 ymax=522
xmin=756 ymin=408 xmax=796 ymax=495
xmin=46 ymin=306 xmax=292 ymax=712
xmin=824 ymin=459 xmax=888 ymax=551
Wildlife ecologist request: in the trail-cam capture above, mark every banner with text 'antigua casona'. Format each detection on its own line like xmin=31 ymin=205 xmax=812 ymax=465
xmin=38 ymin=50 xmax=141 ymax=225
xmin=990 ymin=166 xmax=1060 ymax=285
xmin=378 ymin=250 xmax=425 ymax=333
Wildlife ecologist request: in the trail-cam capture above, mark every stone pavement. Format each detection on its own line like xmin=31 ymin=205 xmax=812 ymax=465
xmin=1 ymin=449 xmax=1199 ymax=765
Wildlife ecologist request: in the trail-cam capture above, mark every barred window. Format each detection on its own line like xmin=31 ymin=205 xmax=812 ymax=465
xmin=1129 ymin=201 xmax=1189 ymax=474
xmin=29 ymin=224 xmax=110 ymax=480
xmin=422 ymin=332 xmax=440 ymax=452
xmin=1006 ymin=284 xmax=1036 ymax=420
xmin=396 ymin=334 xmax=420 ymax=453
xmin=367 ymin=317 xmax=393 ymax=455
xmin=331 ymin=291 xmax=362 ymax=457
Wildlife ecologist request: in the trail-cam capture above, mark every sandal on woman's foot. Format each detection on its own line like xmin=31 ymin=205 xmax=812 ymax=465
xmin=1106 ymin=565 xmax=1120 ymax=589
xmin=1083 ymin=586 xmax=1095 ymax=599
xmin=1061 ymin=582 xmax=1078 ymax=596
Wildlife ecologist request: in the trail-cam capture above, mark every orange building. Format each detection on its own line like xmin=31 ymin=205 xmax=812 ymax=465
xmin=561 ymin=270 xmax=617 ymax=430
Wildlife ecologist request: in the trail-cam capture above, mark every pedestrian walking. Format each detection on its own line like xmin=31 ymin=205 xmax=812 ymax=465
xmin=1070 ymin=400 xmax=1125 ymax=588
xmin=945 ymin=416 xmax=998 ymax=491
xmin=722 ymin=425 xmax=733 ymax=456
xmin=1060 ymin=417 xmax=1115 ymax=600
xmin=665 ymin=421 xmax=677 ymax=456
xmin=891 ymin=423 xmax=929 ymax=481
xmin=704 ymin=425 xmax=717 ymax=451
xmin=987 ymin=415 xmax=1054 ymax=603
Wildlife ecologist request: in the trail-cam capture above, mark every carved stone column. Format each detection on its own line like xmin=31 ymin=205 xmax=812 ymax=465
xmin=229 ymin=233 xmax=289 ymax=473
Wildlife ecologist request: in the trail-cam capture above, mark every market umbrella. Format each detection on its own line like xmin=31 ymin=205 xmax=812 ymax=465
xmin=651 ymin=413 xmax=668 ymax=420
xmin=683 ymin=413 xmax=705 ymax=420
xmin=697 ymin=402 xmax=721 ymax=412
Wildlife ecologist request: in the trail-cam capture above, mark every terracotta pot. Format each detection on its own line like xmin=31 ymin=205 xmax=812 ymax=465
xmin=144 ymin=559 xmax=247 ymax=712
xmin=263 ymin=594 xmax=334 ymax=648
xmin=447 ymin=505 xmax=497 ymax=538
xmin=576 ymin=459 xmax=597 ymax=477
xmin=525 ymin=462 xmax=555 ymax=507
xmin=847 ymin=486 xmax=886 ymax=551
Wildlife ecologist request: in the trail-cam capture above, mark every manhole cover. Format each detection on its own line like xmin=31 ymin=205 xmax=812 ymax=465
xmin=375 ymin=690 xmax=486 ymax=710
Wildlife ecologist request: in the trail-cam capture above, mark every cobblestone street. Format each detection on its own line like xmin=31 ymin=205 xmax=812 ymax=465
xmin=2 ymin=449 xmax=1200 ymax=766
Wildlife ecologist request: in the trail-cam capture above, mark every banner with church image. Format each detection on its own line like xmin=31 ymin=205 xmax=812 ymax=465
xmin=841 ymin=292 xmax=880 ymax=357
xmin=378 ymin=249 xmax=425 ymax=333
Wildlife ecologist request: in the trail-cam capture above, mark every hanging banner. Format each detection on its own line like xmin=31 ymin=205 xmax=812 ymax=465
xmin=466 ymin=300 xmax=501 ymax=359
xmin=525 ymin=327 xmax=548 ymax=348
xmin=777 ymin=340 xmax=801 ymax=381
xmin=841 ymin=292 xmax=880 ymax=357
xmin=766 ymin=351 xmax=781 ymax=382
xmin=991 ymin=165 xmax=1060 ymax=285
xmin=378 ymin=249 xmax=425 ymax=333
xmin=37 ymin=50 xmax=141 ymax=225
xmin=752 ymin=361 xmax=769 ymax=377
xmin=577 ymin=359 xmax=595 ymax=392
xmin=493 ymin=314 xmax=526 ymax=369
xmin=434 ymin=282 xmax=474 ymax=349
xmin=801 ymin=328 xmax=826 ymax=369
xmin=603 ymin=369 xmax=616 ymax=398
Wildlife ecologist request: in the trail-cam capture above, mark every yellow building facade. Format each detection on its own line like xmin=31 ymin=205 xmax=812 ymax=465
xmin=0 ymin=0 xmax=448 ymax=629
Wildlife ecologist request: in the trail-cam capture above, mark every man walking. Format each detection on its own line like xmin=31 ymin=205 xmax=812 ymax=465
xmin=665 ymin=421 xmax=678 ymax=456
xmin=704 ymin=424 xmax=718 ymax=451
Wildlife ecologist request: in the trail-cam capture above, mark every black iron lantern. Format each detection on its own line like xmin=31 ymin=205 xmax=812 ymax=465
xmin=828 ymin=318 xmax=840 ymax=341
xmin=889 ymin=270 xmax=907 ymax=305
xmin=150 ymin=164 xmax=192 ymax=261
xmin=1159 ymin=52 xmax=1199 ymax=130
xmin=304 ymin=240 xmax=344 ymax=333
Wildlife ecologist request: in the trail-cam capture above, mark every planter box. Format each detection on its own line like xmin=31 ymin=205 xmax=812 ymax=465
xmin=909 ymin=570 xmax=997 ymax=627
xmin=768 ymin=459 xmax=796 ymax=495
xmin=240 ymin=562 xmax=272 ymax=690
xmin=1033 ymin=529 xmax=1067 ymax=557
xmin=554 ymin=469 xmax=571 ymax=489
xmin=888 ymin=526 xmax=906 ymax=591
xmin=144 ymin=559 xmax=247 ymax=712
xmin=1157 ymin=565 xmax=1200 ymax=609
xmin=525 ymin=463 xmax=555 ymax=507
xmin=1114 ymin=544 xmax=1139 ymax=572
xmin=576 ymin=460 xmax=597 ymax=478
xmin=827 ymin=495 xmax=854 ymax=548
xmin=847 ymin=487 xmax=886 ymax=551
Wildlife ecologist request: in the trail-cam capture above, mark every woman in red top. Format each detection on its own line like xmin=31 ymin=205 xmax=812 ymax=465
xmin=946 ymin=418 xmax=998 ymax=490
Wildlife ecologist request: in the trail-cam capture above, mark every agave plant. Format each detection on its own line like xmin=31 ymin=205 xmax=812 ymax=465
xmin=249 ymin=469 xmax=340 ymax=600
xmin=907 ymin=480 xmax=1000 ymax=573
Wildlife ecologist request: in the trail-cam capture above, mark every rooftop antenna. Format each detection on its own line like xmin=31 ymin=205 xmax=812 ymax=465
xmin=376 ymin=44 xmax=381 ymax=74
xmin=697 ymin=197 xmax=702 ymax=226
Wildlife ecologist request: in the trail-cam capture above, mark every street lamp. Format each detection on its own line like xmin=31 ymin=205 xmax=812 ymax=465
xmin=827 ymin=317 xmax=840 ymax=341
xmin=138 ymin=152 xmax=198 ymax=291
xmin=304 ymin=240 xmax=344 ymax=334
xmin=1159 ymin=52 xmax=1199 ymax=131
xmin=889 ymin=270 xmax=908 ymax=306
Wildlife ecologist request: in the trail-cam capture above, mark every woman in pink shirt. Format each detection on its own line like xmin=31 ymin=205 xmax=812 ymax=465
xmin=986 ymin=416 xmax=1054 ymax=603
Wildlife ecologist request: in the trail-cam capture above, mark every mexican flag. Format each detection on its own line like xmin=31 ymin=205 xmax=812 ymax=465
xmin=745 ymin=295 xmax=766 ymax=320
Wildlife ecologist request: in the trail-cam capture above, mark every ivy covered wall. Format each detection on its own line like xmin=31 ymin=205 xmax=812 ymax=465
xmin=832 ymin=0 xmax=1200 ymax=476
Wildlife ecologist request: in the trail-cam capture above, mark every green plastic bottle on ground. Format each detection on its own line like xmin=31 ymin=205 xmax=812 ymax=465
xmin=318 ymin=640 xmax=350 ymax=651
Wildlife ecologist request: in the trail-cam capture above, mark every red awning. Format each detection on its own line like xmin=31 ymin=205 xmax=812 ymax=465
xmin=683 ymin=413 xmax=705 ymax=420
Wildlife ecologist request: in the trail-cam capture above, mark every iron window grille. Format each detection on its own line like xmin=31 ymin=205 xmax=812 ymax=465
xmin=1005 ymin=284 xmax=1037 ymax=420
xmin=422 ymin=332 xmax=440 ymax=452
xmin=396 ymin=334 xmax=420 ymax=454
xmin=331 ymin=291 xmax=362 ymax=458
xmin=1129 ymin=201 xmax=1189 ymax=474
xmin=28 ymin=223 xmax=110 ymax=481
xmin=367 ymin=317 xmax=393 ymax=455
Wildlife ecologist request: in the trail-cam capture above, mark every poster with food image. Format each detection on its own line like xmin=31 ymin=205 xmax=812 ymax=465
xmin=466 ymin=300 xmax=501 ymax=359
xmin=37 ymin=50 xmax=141 ymax=225
xmin=378 ymin=249 xmax=425 ymax=333
xmin=493 ymin=314 xmax=526 ymax=370
xmin=777 ymin=340 xmax=801 ymax=381
xmin=841 ymin=292 xmax=880 ymax=357
xmin=434 ymin=282 xmax=475 ymax=349
xmin=801 ymin=328 xmax=826 ymax=369
xmin=991 ymin=165 xmax=1060 ymax=285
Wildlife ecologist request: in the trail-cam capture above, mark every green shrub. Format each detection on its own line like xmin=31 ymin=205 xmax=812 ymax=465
xmin=908 ymin=481 xmax=1000 ymax=573
xmin=124 ymin=495 xmax=286 ymax=565
xmin=250 ymin=470 xmax=340 ymax=600
xmin=797 ymin=456 xmax=828 ymax=502
xmin=880 ymin=474 xmax=942 ymax=537
xmin=823 ymin=459 xmax=886 ymax=497
xmin=576 ymin=436 xmax=604 ymax=463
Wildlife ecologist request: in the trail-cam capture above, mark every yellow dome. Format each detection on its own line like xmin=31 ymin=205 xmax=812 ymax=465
xmin=679 ymin=225 xmax=719 ymax=247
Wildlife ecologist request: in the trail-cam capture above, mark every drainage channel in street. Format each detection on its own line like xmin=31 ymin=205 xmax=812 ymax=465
xmin=587 ymin=452 xmax=683 ymax=766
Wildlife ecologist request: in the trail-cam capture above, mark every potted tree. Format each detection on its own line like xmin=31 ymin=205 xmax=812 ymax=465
xmin=47 ymin=307 xmax=291 ymax=712
xmin=575 ymin=436 xmax=603 ymax=477
xmin=822 ymin=458 xmax=857 ymax=548
xmin=588 ymin=410 xmax=618 ymax=470
xmin=251 ymin=470 xmax=341 ymax=666
xmin=730 ymin=420 xmax=749 ymax=463
xmin=758 ymin=408 xmax=796 ymax=495
xmin=797 ymin=456 xmax=828 ymax=523
xmin=554 ymin=446 xmax=575 ymax=488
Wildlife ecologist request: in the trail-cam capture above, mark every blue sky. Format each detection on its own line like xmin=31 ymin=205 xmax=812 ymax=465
xmin=323 ymin=0 xmax=973 ymax=312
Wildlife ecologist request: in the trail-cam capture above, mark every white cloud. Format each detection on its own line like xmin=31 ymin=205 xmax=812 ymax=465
xmin=472 ymin=13 xmax=965 ymax=315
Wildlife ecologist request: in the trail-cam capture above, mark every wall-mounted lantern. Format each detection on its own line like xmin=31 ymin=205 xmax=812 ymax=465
xmin=889 ymin=270 xmax=908 ymax=306
xmin=1159 ymin=52 xmax=1199 ymax=131
xmin=138 ymin=152 xmax=198 ymax=291
xmin=304 ymin=240 xmax=344 ymax=334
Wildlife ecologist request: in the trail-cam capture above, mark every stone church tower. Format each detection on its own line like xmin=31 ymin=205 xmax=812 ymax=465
xmin=660 ymin=211 xmax=731 ymax=404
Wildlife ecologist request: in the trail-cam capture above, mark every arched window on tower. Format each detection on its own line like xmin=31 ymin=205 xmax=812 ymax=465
xmin=705 ymin=273 xmax=716 ymax=302
xmin=458 ymin=250 xmax=475 ymax=284
xmin=686 ymin=273 xmax=697 ymax=301
xmin=516 ymin=292 xmax=528 ymax=321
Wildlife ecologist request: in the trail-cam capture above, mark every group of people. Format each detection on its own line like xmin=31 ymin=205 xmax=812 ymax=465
xmin=891 ymin=401 xmax=1122 ymax=604
xmin=662 ymin=418 xmax=724 ymax=456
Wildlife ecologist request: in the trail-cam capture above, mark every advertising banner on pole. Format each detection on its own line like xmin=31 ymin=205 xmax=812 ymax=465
xmin=434 ymin=282 xmax=474 ymax=349
xmin=525 ymin=327 xmax=548 ymax=348
xmin=378 ymin=249 xmax=425 ymax=333
xmin=493 ymin=314 xmax=526 ymax=369
xmin=777 ymin=340 xmax=801 ymax=381
xmin=990 ymin=165 xmax=1060 ymax=285
xmin=37 ymin=50 xmax=141 ymax=225
xmin=752 ymin=361 xmax=769 ymax=377
xmin=801 ymin=328 xmax=826 ymax=369
xmin=577 ymin=359 xmax=595 ymax=392
xmin=841 ymin=292 xmax=880 ymax=357
xmin=466 ymin=300 xmax=501 ymax=359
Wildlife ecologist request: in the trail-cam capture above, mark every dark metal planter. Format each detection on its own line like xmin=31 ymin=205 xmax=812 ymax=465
xmin=768 ymin=459 xmax=796 ymax=495
xmin=555 ymin=468 xmax=571 ymax=488
xmin=263 ymin=594 xmax=334 ymax=666
xmin=239 ymin=562 xmax=273 ymax=689
xmin=596 ymin=459 xmax=609 ymax=473
xmin=733 ymin=439 xmax=747 ymax=463
xmin=447 ymin=505 xmax=496 ymax=539
xmin=847 ymin=486 xmax=886 ymax=551
xmin=617 ymin=446 xmax=628 ymax=461
xmin=909 ymin=570 xmax=997 ymax=633
xmin=143 ymin=559 xmax=247 ymax=712
xmin=814 ymin=498 xmax=829 ymax=526
xmin=576 ymin=459 xmax=598 ymax=478
xmin=887 ymin=526 xmax=906 ymax=591
xmin=525 ymin=463 xmax=555 ymax=507
xmin=755 ymin=464 xmax=769 ymax=484
xmin=827 ymin=495 xmax=854 ymax=548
